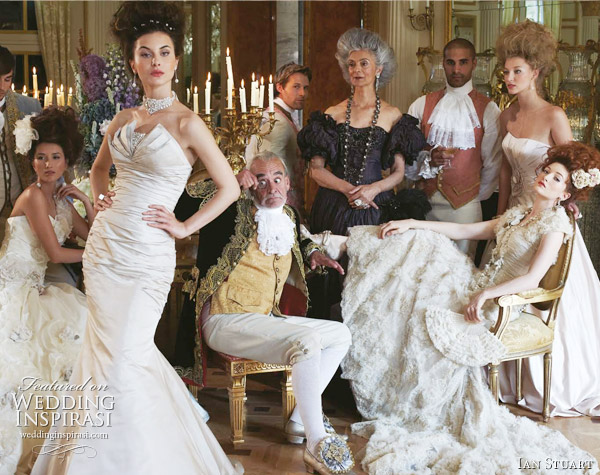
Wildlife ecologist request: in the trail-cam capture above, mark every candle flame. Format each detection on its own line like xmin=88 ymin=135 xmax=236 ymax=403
xmin=226 ymin=47 xmax=230 ymax=56
xmin=241 ymin=79 xmax=245 ymax=88
xmin=46 ymin=87 xmax=48 ymax=93
xmin=69 ymin=87 xmax=73 ymax=94
xmin=23 ymin=85 xmax=27 ymax=93
xmin=194 ymin=86 xmax=198 ymax=93
xmin=269 ymin=74 xmax=273 ymax=83
xmin=260 ymin=76 xmax=264 ymax=85
xmin=49 ymin=80 xmax=53 ymax=88
xmin=207 ymin=72 xmax=211 ymax=81
xmin=252 ymin=72 xmax=255 ymax=81
xmin=60 ymin=84 xmax=64 ymax=92
xmin=11 ymin=84 xmax=14 ymax=91
xmin=33 ymin=67 xmax=36 ymax=74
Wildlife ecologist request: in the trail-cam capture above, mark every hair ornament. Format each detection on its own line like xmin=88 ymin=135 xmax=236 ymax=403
xmin=572 ymin=168 xmax=600 ymax=189
xmin=13 ymin=114 xmax=39 ymax=155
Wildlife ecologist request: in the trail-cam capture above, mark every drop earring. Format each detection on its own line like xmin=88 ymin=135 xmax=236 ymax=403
xmin=132 ymin=72 xmax=137 ymax=88
xmin=174 ymin=66 xmax=179 ymax=84
xmin=375 ymin=73 xmax=381 ymax=91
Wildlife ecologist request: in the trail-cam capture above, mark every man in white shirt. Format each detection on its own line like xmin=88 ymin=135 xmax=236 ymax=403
xmin=407 ymin=38 xmax=502 ymax=258
xmin=243 ymin=63 xmax=311 ymax=214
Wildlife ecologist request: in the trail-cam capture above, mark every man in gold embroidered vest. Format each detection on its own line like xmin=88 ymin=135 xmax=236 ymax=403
xmin=0 ymin=46 xmax=42 ymax=242
xmin=407 ymin=38 xmax=502 ymax=258
xmin=243 ymin=63 xmax=311 ymax=214
xmin=188 ymin=152 xmax=354 ymax=472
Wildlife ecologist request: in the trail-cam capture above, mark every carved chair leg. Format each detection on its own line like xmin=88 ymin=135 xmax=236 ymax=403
xmin=516 ymin=358 xmax=523 ymax=402
xmin=281 ymin=369 xmax=296 ymax=429
xmin=228 ymin=374 xmax=247 ymax=445
xmin=543 ymin=352 xmax=552 ymax=422
xmin=489 ymin=363 xmax=499 ymax=403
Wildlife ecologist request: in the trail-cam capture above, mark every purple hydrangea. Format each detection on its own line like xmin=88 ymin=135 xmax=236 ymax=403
xmin=80 ymin=55 xmax=108 ymax=102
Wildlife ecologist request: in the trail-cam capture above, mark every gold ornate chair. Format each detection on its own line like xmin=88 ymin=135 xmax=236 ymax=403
xmin=488 ymin=213 xmax=576 ymax=422
xmin=212 ymin=352 xmax=295 ymax=446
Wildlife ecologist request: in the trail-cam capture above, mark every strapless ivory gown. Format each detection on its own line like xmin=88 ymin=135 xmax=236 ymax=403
xmin=499 ymin=132 xmax=600 ymax=417
xmin=0 ymin=198 xmax=87 ymax=475
xmin=32 ymin=122 xmax=242 ymax=474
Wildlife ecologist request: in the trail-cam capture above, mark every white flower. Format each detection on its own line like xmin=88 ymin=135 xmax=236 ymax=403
xmin=13 ymin=114 xmax=39 ymax=155
xmin=99 ymin=119 xmax=111 ymax=136
xmin=9 ymin=325 xmax=32 ymax=343
xmin=588 ymin=168 xmax=600 ymax=187
xmin=572 ymin=169 xmax=591 ymax=189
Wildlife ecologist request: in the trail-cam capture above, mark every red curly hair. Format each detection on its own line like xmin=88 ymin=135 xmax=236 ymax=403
xmin=542 ymin=141 xmax=600 ymax=203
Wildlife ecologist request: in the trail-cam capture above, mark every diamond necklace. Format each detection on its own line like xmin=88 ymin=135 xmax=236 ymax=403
xmin=342 ymin=91 xmax=381 ymax=185
xmin=143 ymin=91 xmax=176 ymax=115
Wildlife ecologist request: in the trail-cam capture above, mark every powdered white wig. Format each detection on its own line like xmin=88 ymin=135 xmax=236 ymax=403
xmin=335 ymin=27 xmax=397 ymax=88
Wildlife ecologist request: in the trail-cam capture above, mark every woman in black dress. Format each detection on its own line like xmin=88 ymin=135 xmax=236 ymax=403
xmin=298 ymin=28 xmax=426 ymax=236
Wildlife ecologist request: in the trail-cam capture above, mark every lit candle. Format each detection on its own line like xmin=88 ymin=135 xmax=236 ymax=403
xmin=226 ymin=47 xmax=234 ymax=81
xmin=32 ymin=67 xmax=38 ymax=94
xmin=49 ymin=80 xmax=54 ymax=106
xmin=58 ymin=84 xmax=65 ymax=106
xmin=186 ymin=87 xmax=191 ymax=104
xmin=409 ymin=0 xmax=413 ymax=9
xmin=22 ymin=85 xmax=27 ymax=96
xmin=205 ymin=72 xmax=211 ymax=115
xmin=268 ymin=74 xmax=274 ymax=112
xmin=259 ymin=76 xmax=265 ymax=109
xmin=227 ymin=77 xmax=234 ymax=109
xmin=425 ymin=0 xmax=430 ymax=7
xmin=67 ymin=87 xmax=73 ymax=107
xmin=193 ymin=86 xmax=199 ymax=114
xmin=250 ymin=73 xmax=257 ymax=107
xmin=239 ymin=79 xmax=247 ymax=113
xmin=44 ymin=87 xmax=49 ymax=108
xmin=11 ymin=84 xmax=14 ymax=92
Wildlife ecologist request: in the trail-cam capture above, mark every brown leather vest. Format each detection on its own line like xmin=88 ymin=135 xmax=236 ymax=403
xmin=421 ymin=89 xmax=491 ymax=209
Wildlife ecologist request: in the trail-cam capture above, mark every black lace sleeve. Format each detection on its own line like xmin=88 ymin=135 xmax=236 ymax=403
xmin=382 ymin=114 xmax=426 ymax=168
xmin=297 ymin=111 xmax=339 ymax=166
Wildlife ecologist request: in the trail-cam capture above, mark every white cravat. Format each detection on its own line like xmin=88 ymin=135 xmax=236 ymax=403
xmin=0 ymin=97 xmax=6 ymax=137
xmin=427 ymin=79 xmax=480 ymax=150
xmin=254 ymin=203 xmax=295 ymax=256
xmin=274 ymin=97 xmax=301 ymax=130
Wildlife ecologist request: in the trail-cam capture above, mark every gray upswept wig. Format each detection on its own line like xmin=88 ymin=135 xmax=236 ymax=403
xmin=335 ymin=28 xmax=397 ymax=88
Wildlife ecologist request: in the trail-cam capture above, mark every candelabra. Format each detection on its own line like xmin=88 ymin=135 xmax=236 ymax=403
xmin=408 ymin=4 xmax=434 ymax=47
xmin=187 ymin=107 xmax=277 ymax=203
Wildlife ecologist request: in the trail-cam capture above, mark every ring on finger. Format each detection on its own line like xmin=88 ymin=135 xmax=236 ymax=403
xmin=353 ymin=199 xmax=364 ymax=207
xmin=98 ymin=193 xmax=105 ymax=201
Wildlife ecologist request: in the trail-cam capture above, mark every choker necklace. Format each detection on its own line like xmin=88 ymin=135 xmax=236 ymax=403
xmin=342 ymin=90 xmax=381 ymax=185
xmin=143 ymin=91 xmax=176 ymax=115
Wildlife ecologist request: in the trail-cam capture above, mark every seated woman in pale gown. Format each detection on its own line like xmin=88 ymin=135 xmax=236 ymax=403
xmin=495 ymin=20 xmax=600 ymax=417
xmin=331 ymin=142 xmax=599 ymax=473
xmin=0 ymin=107 xmax=94 ymax=474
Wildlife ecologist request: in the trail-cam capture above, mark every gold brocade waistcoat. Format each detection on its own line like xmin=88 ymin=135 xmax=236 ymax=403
xmin=209 ymin=235 xmax=293 ymax=316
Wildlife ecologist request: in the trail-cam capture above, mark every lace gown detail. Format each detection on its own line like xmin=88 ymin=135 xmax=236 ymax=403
xmin=341 ymin=207 xmax=597 ymax=474
xmin=31 ymin=122 xmax=242 ymax=474
xmin=500 ymin=132 xmax=600 ymax=417
xmin=0 ymin=198 xmax=87 ymax=474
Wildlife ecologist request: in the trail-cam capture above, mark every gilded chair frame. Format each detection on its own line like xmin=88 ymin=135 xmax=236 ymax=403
xmin=488 ymin=213 xmax=576 ymax=422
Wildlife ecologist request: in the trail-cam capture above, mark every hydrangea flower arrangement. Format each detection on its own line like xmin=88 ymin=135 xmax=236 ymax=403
xmin=71 ymin=44 xmax=141 ymax=177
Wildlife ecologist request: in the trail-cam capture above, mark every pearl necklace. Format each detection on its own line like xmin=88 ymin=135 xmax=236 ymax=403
xmin=143 ymin=91 xmax=176 ymax=115
xmin=342 ymin=91 xmax=381 ymax=185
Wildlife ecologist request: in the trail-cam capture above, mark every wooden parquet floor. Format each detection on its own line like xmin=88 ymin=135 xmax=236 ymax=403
xmin=197 ymin=369 xmax=600 ymax=475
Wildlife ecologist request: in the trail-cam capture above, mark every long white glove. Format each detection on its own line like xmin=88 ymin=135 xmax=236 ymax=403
xmin=300 ymin=224 xmax=348 ymax=261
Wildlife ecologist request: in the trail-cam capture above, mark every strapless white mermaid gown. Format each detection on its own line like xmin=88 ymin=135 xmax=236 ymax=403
xmin=32 ymin=122 xmax=242 ymax=474
xmin=0 ymin=198 xmax=87 ymax=474
xmin=499 ymin=132 xmax=600 ymax=417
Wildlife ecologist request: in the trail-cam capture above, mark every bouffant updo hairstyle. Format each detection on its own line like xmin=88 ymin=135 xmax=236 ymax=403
xmin=28 ymin=107 xmax=84 ymax=167
xmin=110 ymin=1 xmax=186 ymax=74
xmin=542 ymin=142 xmax=600 ymax=203
xmin=335 ymin=28 xmax=397 ymax=89
xmin=495 ymin=20 xmax=557 ymax=92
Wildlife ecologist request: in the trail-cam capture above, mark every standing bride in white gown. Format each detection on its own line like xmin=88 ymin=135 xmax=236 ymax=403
xmin=495 ymin=20 xmax=600 ymax=417
xmin=32 ymin=3 xmax=241 ymax=474
xmin=340 ymin=142 xmax=598 ymax=473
